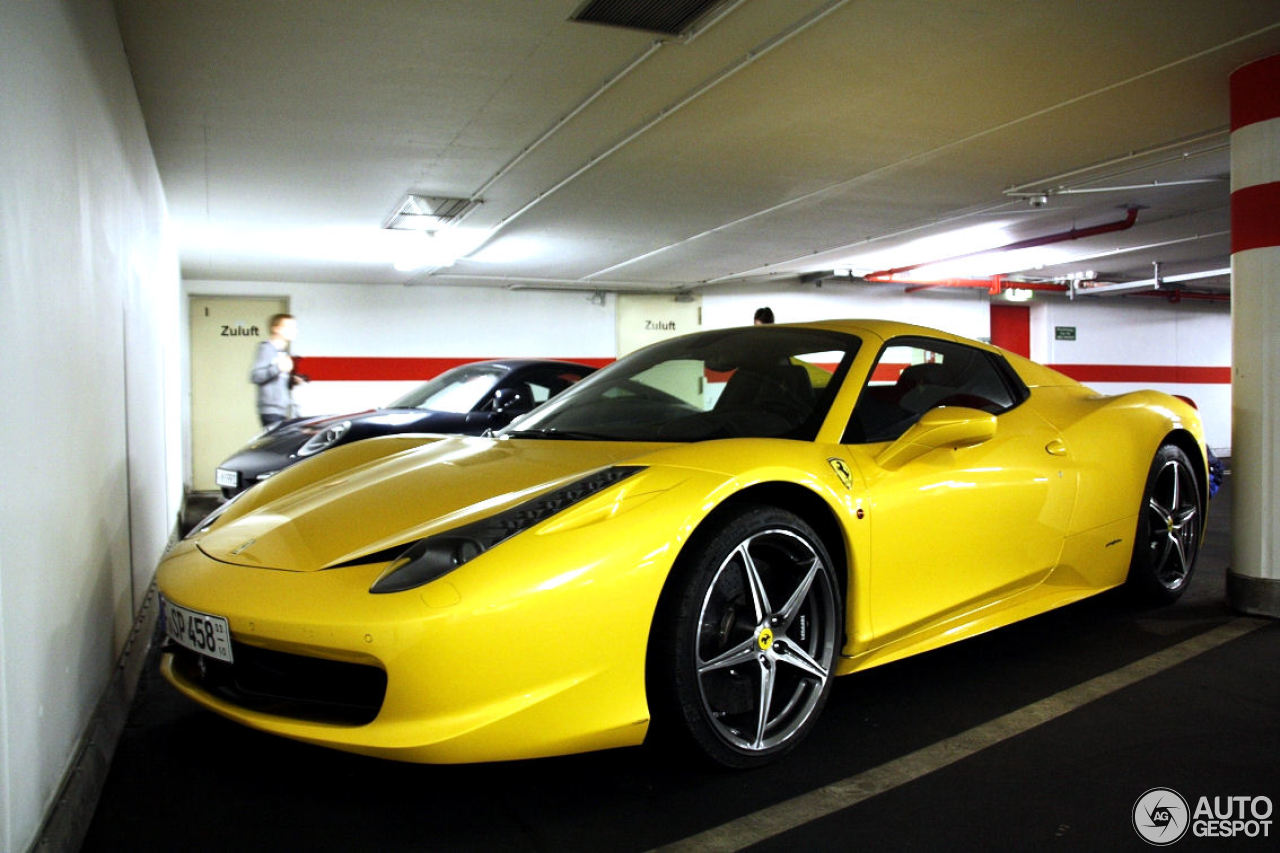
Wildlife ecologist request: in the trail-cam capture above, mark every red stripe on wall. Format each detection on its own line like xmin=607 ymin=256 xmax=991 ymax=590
xmin=294 ymin=356 xmax=1230 ymax=386
xmin=1048 ymin=364 xmax=1231 ymax=384
xmin=1231 ymin=181 xmax=1280 ymax=254
xmin=295 ymin=356 xmax=614 ymax=382
xmin=871 ymin=362 xmax=911 ymax=382
xmin=1230 ymin=54 xmax=1280 ymax=131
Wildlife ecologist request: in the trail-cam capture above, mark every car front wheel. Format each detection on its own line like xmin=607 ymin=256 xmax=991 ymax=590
xmin=649 ymin=506 xmax=841 ymax=768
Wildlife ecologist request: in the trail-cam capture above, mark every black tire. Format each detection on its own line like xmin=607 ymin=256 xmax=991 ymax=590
xmin=648 ymin=505 xmax=841 ymax=768
xmin=1126 ymin=444 xmax=1203 ymax=604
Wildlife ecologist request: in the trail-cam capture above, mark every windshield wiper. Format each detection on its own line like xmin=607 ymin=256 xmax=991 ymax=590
xmin=503 ymin=428 xmax=617 ymax=441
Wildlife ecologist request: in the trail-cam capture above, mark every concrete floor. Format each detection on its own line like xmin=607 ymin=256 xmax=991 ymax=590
xmin=81 ymin=475 xmax=1278 ymax=851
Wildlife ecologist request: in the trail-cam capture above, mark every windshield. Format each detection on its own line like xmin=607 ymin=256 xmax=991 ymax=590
xmin=504 ymin=327 xmax=860 ymax=442
xmin=386 ymin=364 xmax=506 ymax=413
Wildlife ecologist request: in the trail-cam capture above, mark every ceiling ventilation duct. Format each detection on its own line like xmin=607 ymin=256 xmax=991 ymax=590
xmin=383 ymin=195 xmax=479 ymax=231
xmin=571 ymin=0 xmax=729 ymax=36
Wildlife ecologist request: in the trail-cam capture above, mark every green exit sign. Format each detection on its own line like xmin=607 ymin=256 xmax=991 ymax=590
xmin=1055 ymin=326 xmax=1077 ymax=341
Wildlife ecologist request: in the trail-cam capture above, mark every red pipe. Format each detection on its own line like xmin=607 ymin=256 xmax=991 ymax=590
xmin=903 ymin=276 xmax=1007 ymax=294
xmin=865 ymin=207 xmax=1140 ymax=282
xmin=1004 ymin=282 xmax=1070 ymax=292
xmin=902 ymin=279 xmax=1070 ymax=294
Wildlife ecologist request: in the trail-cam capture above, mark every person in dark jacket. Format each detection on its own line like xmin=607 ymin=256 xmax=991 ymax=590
xmin=250 ymin=313 xmax=298 ymax=427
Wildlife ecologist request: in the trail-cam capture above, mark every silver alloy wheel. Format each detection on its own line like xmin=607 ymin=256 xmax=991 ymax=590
xmin=1144 ymin=456 xmax=1201 ymax=590
xmin=694 ymin=528 xmax=838 ymax=753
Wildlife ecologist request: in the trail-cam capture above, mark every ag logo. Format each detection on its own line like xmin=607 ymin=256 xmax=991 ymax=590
xmin=827 ymin=457 xmax=853 ymax=489
xmin=1133 ymin=787 xmax=1189 ymax=845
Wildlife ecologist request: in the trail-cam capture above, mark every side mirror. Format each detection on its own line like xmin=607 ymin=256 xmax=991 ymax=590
xmin=491 ymin=387 xmax=534 ymax=416
xmin=876 ymin=406 xmax=996 ymax=470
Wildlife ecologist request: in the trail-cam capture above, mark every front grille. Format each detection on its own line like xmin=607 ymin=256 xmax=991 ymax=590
xmin=170 ymin=641 xmax=387 ymax=726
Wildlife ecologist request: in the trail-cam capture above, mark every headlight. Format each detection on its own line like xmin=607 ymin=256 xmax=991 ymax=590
xmin=368 ymin=466 xmax=643 ymax=594
xmin=297 ymin=420 xmax=351 ymax=456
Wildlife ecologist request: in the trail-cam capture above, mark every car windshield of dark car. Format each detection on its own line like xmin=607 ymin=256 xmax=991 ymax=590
xmin=503 ymin=328 xmax=860 ymax=442
xmin=386 ymin=364 xmax=507 ymax=413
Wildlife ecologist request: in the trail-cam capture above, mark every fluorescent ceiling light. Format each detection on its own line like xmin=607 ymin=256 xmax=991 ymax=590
xmin=1159 ymin=267 xmax=1231 ymax=284
xmin=392 ymin=229 xmax=489 ymax=272
xmin=906 ymin=245 xmax=1076 ymax=281
xmin=824 ymin=222 xmax=1014 ymax=277
xmin=468 ymin=235 xmax=545 ymax=264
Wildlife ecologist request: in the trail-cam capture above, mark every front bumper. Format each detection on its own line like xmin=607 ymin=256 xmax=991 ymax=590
xmin=156 ymin=468 xmax=715 ymax=763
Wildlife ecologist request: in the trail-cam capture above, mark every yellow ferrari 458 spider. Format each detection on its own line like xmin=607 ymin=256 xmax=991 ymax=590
xmin=159 ymin=319 xmax=1208 ymax=767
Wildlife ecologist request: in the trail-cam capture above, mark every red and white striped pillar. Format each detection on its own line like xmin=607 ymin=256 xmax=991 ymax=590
xmin=1229 ymin=54 xmax=1280 ymax=618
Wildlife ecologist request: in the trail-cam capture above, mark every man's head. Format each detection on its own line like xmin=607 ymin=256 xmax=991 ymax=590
xmin=269 ymin=313 xmax=297 ymax=342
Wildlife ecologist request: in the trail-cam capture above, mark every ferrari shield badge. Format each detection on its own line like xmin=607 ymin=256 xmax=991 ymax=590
xmin=827 ymin=457 xmax=852 ymax=489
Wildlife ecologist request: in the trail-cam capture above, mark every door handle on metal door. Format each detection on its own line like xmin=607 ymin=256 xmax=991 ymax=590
xmin=1045 ymin=438 xmax=1068 ymax=456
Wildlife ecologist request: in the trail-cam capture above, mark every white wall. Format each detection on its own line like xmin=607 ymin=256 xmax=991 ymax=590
xmin=701 ymin=280 xmax=992 ymax=338
xmin=0 ymin=2 xmax=182 ymax=850
xmin=181 ymin=280 xmax=617 ymax=483
xmin=184 ymin=279 xmax=985 ymax=414
xmin=1032 ymin=297 xmax=1232 ymax=453
xmin=182 ymin=277 xmax=1231 ymax=484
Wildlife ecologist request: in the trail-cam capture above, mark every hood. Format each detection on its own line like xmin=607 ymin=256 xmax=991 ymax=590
xmin=247 ymin=411 xmax=375 ymax=449
xmin=248 ymin=409 xmax=465 ymax=452
xmin=198 ymin=436 xmax=668 ymax=572
xmin=253 ymin=409 xmax=418 ymax=444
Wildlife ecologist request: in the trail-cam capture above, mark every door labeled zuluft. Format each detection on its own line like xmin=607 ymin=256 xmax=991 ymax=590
xmin=190 ymin=296 xmax=289 ymax=491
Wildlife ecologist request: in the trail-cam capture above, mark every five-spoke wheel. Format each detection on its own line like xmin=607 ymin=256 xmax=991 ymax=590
xmin=1128 ymin=444 xmax=1203 ymax=603
xmin=649 ymin=506 xmax=840 ymax=767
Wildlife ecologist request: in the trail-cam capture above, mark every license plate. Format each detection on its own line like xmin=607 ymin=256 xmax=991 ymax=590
xmin=163 ymin=598 xmax=234 ymax=663
xmin=215 ymin=468 xmax=239 ymax=489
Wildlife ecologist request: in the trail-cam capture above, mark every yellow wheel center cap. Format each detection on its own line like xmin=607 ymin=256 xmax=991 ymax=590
xmin=757 ymin=627 xmax=775 ymax=651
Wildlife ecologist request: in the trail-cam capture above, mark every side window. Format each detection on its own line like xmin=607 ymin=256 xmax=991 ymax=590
xmin=521 ymin=367 xmax=590 ymax=404
xmin=843 ymin=337 xmax=1026 ymax=444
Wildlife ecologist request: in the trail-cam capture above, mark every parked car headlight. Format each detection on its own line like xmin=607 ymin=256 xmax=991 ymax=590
xmin=297 ymin=421 xmax=351 ymax=457
xmin=369 ymin=466 xmax=643 ymax=593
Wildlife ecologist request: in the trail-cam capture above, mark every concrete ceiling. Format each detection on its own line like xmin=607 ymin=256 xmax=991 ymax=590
xmin=113 ymin=0 xmax=1280 ymax=298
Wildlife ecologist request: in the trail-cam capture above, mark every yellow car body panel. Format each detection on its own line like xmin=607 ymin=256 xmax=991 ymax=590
xmin=159 ymin=319 xmax=1207 ymax=763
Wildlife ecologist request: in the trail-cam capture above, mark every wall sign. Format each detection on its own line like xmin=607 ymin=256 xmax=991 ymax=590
xmin=616 ymin=294 xmax=702 ymax=356
xmin=1055 ymin=326 xmax=1077 ymax=341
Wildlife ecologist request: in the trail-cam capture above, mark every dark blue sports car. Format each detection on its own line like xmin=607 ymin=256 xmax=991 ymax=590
xmin=214 ymin=359 xmax=596 ymax=498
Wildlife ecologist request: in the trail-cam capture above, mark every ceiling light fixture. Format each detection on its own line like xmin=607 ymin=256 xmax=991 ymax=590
xmin=383 ymin=194 xmax=489 ymax=273
xmin=391 ymin=229 xmax=490 ymax=273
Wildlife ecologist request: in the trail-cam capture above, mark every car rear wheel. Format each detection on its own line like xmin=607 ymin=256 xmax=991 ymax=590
xmin=1127 ymin=444 xmax=1203 ymax=604
xmin=649 ymin=506 xmax=841 ymax=768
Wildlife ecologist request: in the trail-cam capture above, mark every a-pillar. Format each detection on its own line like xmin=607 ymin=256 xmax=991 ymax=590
xmin=1228 ymin=54 xmax=1280 ymax=618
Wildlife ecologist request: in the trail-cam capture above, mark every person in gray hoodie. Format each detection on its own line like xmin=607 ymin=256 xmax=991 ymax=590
xmin=250 ymin=313 xmax=298 ymax=427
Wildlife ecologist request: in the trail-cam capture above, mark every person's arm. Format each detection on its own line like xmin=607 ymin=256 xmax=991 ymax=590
xmin=250 ymin=342 xmax=280 ymax=385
